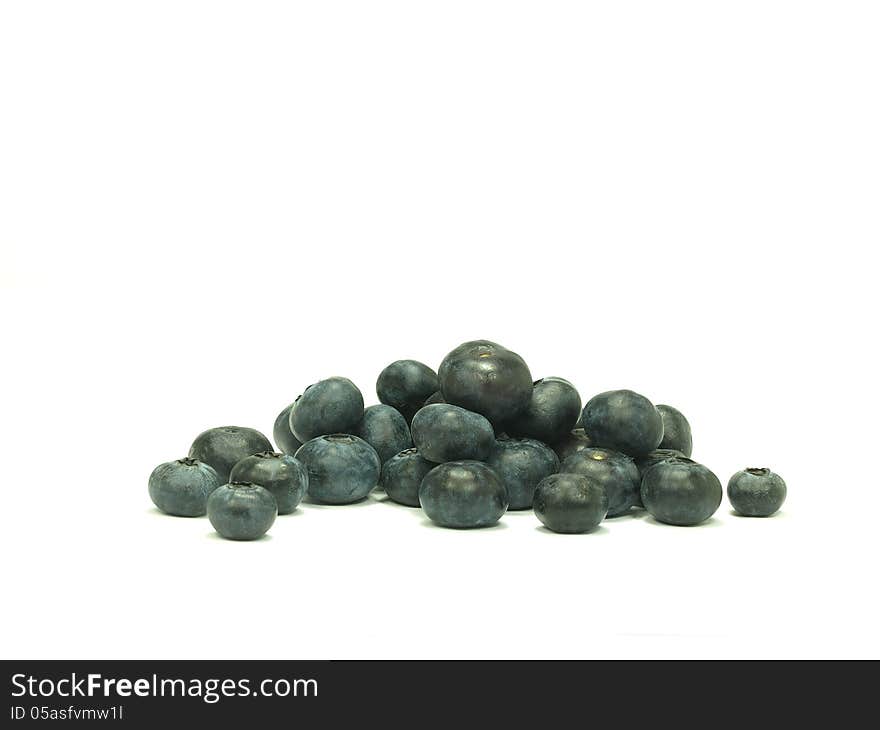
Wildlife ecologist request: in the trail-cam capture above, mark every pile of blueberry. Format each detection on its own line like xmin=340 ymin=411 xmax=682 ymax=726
xmin=148 ymin=339 xmax=787 ymax=540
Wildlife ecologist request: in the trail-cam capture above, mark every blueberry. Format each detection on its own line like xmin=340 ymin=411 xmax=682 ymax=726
xmin=635 ymin=448 xmax=688 ymax=480
xmin=728 ymin=467 xmax=786 ymax=517
xmin=419 ymin=461 xmax=508 ymax=528
xmin=188 ymin=426 xmax=273 ymax=484
xmin=641 ymin=459 xmax=722 ymax=526
xmin=552 ymin=428 xmax=593 ymax=461
xmin=148 ymin=457 xmax=220 ymax=516
xmin=229 ymin=451 xmax=308 ymax=515
xmin=351 ymin=404 xmax=413 ymax=464
xmin=273 ymin=402 xmax=303 ymax=455
xmin=207 ymin=482 xmax=277 ymax=540
xmin=380 ymin=447 xmax=436 ymax=507
xmin=289 ymin=377 xmax=364 ymax=442
xmin=295 ymin=434 xmax=380 ymax=504
xmin=486 ymin=437 xmax=559 ymax=510
xmin=410 ymin=403 xmax=495 ymax=463
xmin=560 ymin=447 xmax=640 ymax=517
xmin=580 ymin=390 xmax=663 ymax=458
xmin=438 ymin=340 xmax=533 ymax=426
xmin=656 ymin=404 xmax=693 ymax=457
xmin=533 ymin=473 xmax=608 ymax=534
xmin=376 ymin=360 xmax=439 ymax=422
xmin=506 ymin=377 xmax=582 ymax=444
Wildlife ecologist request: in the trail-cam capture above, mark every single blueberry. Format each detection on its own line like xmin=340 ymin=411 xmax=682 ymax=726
xmin=560 ymin=447 xmax=641 ymax=517
xmin=188 ymin=426 xmax=273 ymax=484
xmin=207 ymin=482 xmax=277 ymax=540
xmin=229 ymin=451 xmax=308 ymax=515
xmin=380 ymin=447 xmax=436 ymax=507
xmin=506 ymin=377 xmax=582 ymax=445
xmin=419 ymin=461 xmax=508 ymax=529
xmin=656 ymin=404 xmax=693 ymax=457
xmin=148 ymin=457 xmax=220 ymax=517
xmin=728 ymin=467 xmax=787 ymax=517
xmin=273 ymin=402 xmax=303 ymax=455
xmin=350 ymin=404 xmax=413 ymax=464
xmin=438 ymin=340 xmax=533 ymax=426
xmin=552 ymin=428 xmax=593 ymax=461
xmin=376 ymin=360 xmax=440 ymax=423
xmin=533 ymin=473 xmax=608 ymax=534
xmin=641 ymin=459 xmax=722 ymax=526
xmin=580 ymin=390 xmax=664 ymax=458
xmin=486 ymin=437 xmax=560 ymax=510
xmin=289 ymin=377 xmax=364 ymax=442
xmin=410 ymin=403 xmax=495 ymax=463
xmin=295 ymin=434 xmax=381 ymax=504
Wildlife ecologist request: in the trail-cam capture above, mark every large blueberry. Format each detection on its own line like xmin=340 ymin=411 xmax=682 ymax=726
xmin=189 ymin=426 xmax=273 ymax=484
xmin=561 ymin=447 xmax=640 ymax=517
xmin=273 ymin=402 xmax=303 ymax=455
xmin=148 ymin=457 xmax=220 ymax=517
xmin=207 ymin=482 xmax=277 ymax=540
xmin=289 ymin=377 xmax=364 ymax=442
xmin=229 ymin=451 xmax=308 ymax=514
xmin=351 ymin=404 xmax=413 ymax=464
xmin=641 ymin=459 xmax=722 ymax=526
xmin=438 ymin=340 xmax=533 ymax=426
xmin=380 ymin=447 xmax=436 ymax=507
xmin=552 ymin=428 xmax=593 ymax=461
xmin=410 ymin=403 xmax=495 ymax=463
xmin=656 ymin=404 xmax=693 ymax=457
xmin=728 ymin=467 xmax=786 ymax=517
xmin=419 ymin=461 xmax=508 ymax=528
xmin=486 ymin=437 xmax=559 ymax=510
xmin=580 ymin=390 xmax=664 ymax=458
xmin=295 ymin=434 xmax=380 ymax=504
xmin=376 ymin=360 xmax=439 ymax=422
xmin=533 ymin=473 xmax=608 ymax=534
xmin=506 ymin=377 xmax=581 ymax=445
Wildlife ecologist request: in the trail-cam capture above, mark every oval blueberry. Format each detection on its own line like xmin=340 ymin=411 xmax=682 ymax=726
xmin=188 ymin=426 xmax=273 ymax=484
xmin=486 ymin=437 xmax=559 ymax=510
xmin=148 ymin=457 xmax=220 ymax=517
xmin=580 ymin=390 xmax=664 ymax=458
xmin=641 ymin=459 xmax=722 ymax=526
xmin=295 ymin=434 xmax=380 ymax=504
xmin=229 ymin=451 xmax=308 ymax=515
xmin=561 ymin=447 xmax=640 ymax=517
xmin=351 ymin=404 xmax=413 ymax=465
xmin=273 ymin=402 xmax=303 ymax=455
xmin=410 ymin=403 xmax=495 ymax=463
xmin=656 ymin=404 xmax=693 ymax=457
xmin=728 ymin=467 xmax=786 ymax=517
xmin=419 ymin=461 xmax=508 ymax=528
xmin=376 ymin=360 xmax=439 ymax=423
xmin=533 ymin=473 xmax=609 ymax=534
xmin=207 ymin=482 xmax=277 ymax=540
xmin=380 ymin=447 xmax=436 ymax=507
xmin=506 ymin=377 xmax=581 ymax=445
xmin=289 ymin=377 xmax=364 ymax=442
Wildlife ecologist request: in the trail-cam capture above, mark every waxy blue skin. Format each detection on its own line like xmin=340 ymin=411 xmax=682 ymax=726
xmin=438 ymin=340 xmax=533 ymax=427
xmin=295 ymin=434 xmax=381 ymax=504
xmin=148 ymin=457 xmax=220 ymax=517
xmin=641 ymin=459 xmax=722 ymax=526
xmin=580 ymin=390 xmax=664 ymax=458
xmin=419 ymin=461 xmax=508 ymax=529
xmin=561 ymin=447 xmax=641 ymax=517
xmin=486 ymin=437 xmax=560 ymax=510
xmin=656 ymin=404 xmax=693 ymax=457
xmin=289 ymin=377 xmax=364 ymax=443
xmin=188 ymin=426 xmax=273 ymax=484
xmin=207 ymin=482 xmax=277 ymax=540
xmin=728 ymin=467 xmax=786 ymax=517
xmin=380 ymin=447 xmax=436 ymax=507
xmin=411 ymin=403 xmax=495 ymax=463
xmin=552 ymin=428 xmax=593 ymax=462
xmin=229 ymin=451 xmax=308 ymax=515
xmin=273 ymin=402 xmax=303 ymax=455
xmin=351 ymin=404 xmax=413 ymax=464
xmin=376 ymin=360 xmax=439 ymax=423
xmin=533 ymin=473 xmax=609 ymax=534
xmin=634 ymin=448 xmax=686 ymax=507
xmin=506 ymin=377 xmax=582 ymax=445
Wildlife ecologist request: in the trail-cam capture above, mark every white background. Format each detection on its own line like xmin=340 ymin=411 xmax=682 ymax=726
xmin=1 ymin=1 xmax=878 ymax=659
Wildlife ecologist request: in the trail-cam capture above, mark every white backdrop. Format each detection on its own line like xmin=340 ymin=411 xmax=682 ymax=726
xmin=1 ymin=1 xmax=877 ymax=659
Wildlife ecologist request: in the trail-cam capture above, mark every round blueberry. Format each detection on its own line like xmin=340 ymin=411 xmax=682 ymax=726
xmin=438 ymin=340 xmax=533 ymax=426
xmin=376 ymin=360 xmax=439 ymax=422
xmin=561 ymin=447 xmax=640 ymax=517
xmin=533 ymin=473 xmax=608 ymax=534
xmin=188 ymin=426 xmax=273 ymax=484
xmin=229 ymin=451 xmax=308 ymax=515
xmin=350 ymin=404 xmax=413 ymax=464
xmin=148 ymin=457 xmax=220 ymax=517
xmin=656 ymin=404 xmax=693 ymax=457
xmin=728 ymin=467 xmax=786 ymax=517
xmin=207 ymin=482 xmax=277 ymax=540
xmin=410 ymin=403 xmax=495 ymax=463
xmin=289 ymin=377 xmax=364 ymax=442
xmin=419 ymin=461 xmax=508 ymax=529
xmin=295 ymin=434 xmax=380 ymax=504
xmin=486 ymin=437 xmax=559 ymax=510
xmin=641 ymin=459 xmax=722 ymax=526
xmin=273 ymin=402 xmax=303 ymax=455
xmin=580 ymin=390 xmax=664 ymax=458
xmin=552 ymin=428 xmax=593 ymax=462
xmin=380 ymin=447 xmax=436 ymax=507
xmin=506 ymin=377 xmax=581 ymax=445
